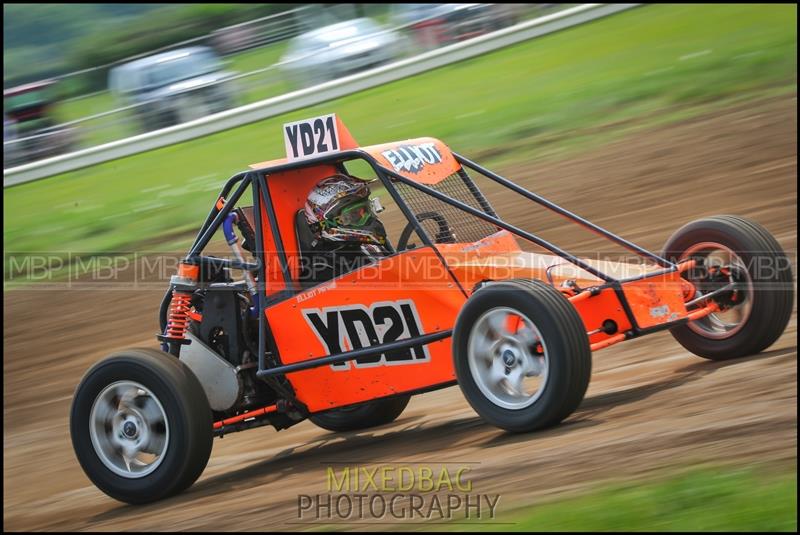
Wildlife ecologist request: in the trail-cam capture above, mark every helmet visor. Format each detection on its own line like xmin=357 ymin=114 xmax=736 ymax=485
xmin=329 ymin=199 xmax=374 ymax=228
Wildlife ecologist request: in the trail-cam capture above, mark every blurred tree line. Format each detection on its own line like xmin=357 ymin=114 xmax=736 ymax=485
xmin=4 ymin=4 xmax=299 ymax=95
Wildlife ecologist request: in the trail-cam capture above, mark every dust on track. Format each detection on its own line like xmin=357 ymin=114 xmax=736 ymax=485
xmin=3 ymin=95 xmax=797 ymax=531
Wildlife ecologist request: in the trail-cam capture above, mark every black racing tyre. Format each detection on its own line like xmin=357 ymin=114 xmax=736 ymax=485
xmin=310 ymin=396 xmax=411 ymax=432
xmin=662 ymin=215 xmax=793 ymax=360
xmin=70 ymin=348 xmax=213 ymax=504
xmin=453 ymin=279 xmax=591 ymax=433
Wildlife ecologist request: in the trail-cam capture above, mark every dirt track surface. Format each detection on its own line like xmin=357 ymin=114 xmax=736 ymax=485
xmin=4 ymin=95 xmax=797 ymax=531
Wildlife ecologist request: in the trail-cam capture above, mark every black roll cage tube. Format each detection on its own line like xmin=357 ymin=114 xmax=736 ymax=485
xmin=159 ymin=148 xmax=679 ymax=388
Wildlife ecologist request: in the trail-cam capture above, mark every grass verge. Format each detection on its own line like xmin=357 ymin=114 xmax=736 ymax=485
xmin=445 ymin=464 xmax=798 ymax=532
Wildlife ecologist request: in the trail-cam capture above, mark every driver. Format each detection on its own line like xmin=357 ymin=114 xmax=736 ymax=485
xmin=300 ymin=174 xmax=390 ymax=286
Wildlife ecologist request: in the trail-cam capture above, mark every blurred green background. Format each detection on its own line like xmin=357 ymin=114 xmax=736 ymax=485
xmin=4 ymin=4 xmax=299 ymax=92
xmin=5 ymin=4 xmax=796 ymax=259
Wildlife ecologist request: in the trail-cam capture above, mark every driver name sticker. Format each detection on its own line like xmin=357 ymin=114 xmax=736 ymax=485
xmin=381 ymin=142 xmax=443 ymax=174
xmin=284 ymin=114 xmax=340 ymax=161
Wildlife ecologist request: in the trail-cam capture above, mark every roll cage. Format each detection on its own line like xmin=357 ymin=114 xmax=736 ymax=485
xmin=159 ymin=141 xmax=701 ymax=416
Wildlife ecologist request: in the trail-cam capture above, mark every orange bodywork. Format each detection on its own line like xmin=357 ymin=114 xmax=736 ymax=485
xmin=251 ymin=137 xmax=694 ymax=412
xmin=265 ymin=248 xmax=465 ymax=412
xmin=263 ymin=163 xmax=341 ymax=294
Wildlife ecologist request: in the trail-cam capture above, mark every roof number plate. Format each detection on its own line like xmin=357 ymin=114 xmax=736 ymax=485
xmin=283 ymin=114 xmax=340 ymax=161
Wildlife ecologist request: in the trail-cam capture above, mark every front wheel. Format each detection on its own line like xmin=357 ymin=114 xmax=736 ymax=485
xmin=663 ymin=215 xmax=793 ymax=360
xmin=70 ymin=348 xmax=213 ymax=504
xmin=453 ymin=279 xmax=591 ymax=433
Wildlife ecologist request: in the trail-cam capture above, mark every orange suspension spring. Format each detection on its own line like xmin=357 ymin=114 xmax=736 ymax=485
xmin=166 ymin=290 xmax=193 ymax=340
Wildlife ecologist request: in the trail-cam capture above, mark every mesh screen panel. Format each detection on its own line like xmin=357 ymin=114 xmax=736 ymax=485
xmin=394 ymin=169 xmax=500 ymax=244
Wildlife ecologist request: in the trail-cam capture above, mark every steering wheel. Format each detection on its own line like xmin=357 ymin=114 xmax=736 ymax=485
xmin=396 ymin=211 xmax=456 ymax=251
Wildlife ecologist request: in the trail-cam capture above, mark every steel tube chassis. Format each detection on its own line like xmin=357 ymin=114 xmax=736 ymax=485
xmin=159 ymin=146 xmax=716 ymax=421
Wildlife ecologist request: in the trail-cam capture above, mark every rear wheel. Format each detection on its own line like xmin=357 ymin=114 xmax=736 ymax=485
xmin=70 ymin=348 xmax=213 ymax=504
xmin=663 ymin=215 xmax=793 ymax=360
xmin=310 ymin=396 xmax=410 ymax=432
xmin=453 ymin=279 xmax=591 ymax=432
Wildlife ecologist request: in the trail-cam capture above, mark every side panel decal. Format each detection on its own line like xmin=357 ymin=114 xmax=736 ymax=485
xmin=302 ymin=300 xmax=430 ymax=370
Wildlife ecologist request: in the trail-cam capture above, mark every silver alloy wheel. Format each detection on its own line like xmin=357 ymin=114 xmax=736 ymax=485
xmin=682 ymin=242 xmax=754 ymax=340
xmin=89 ymin=381 xmax=170 ymax=479
xmin=467 ymin=307 xmax=549 ymax=410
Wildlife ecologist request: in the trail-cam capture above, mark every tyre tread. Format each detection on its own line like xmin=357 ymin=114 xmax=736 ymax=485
xmin=70 ymin=348 xmax=213 ymax=504
xmin=662 ymin=215 xmax=793 ymax=360
xmin=453 ymin=279 xmax=591 ymax=432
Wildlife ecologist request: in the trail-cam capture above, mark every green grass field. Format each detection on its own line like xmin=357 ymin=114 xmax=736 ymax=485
xmin=485 ymin=464 xmax=797 ymax=532
xmin=5 ymin=4 xmax=797 ymax=261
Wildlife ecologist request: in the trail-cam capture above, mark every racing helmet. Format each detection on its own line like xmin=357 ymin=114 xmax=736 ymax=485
xmin=304 ymin=174 xmax=388 ymax=249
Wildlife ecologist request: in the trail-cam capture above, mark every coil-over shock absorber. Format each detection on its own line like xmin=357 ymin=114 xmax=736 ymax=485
xmin=158 ymin=262 xmax=199 ymax=356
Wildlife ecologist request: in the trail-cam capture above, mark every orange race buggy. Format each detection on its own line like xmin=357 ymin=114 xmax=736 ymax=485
xmin=70 ymin=115 xmax=794 ymax=504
